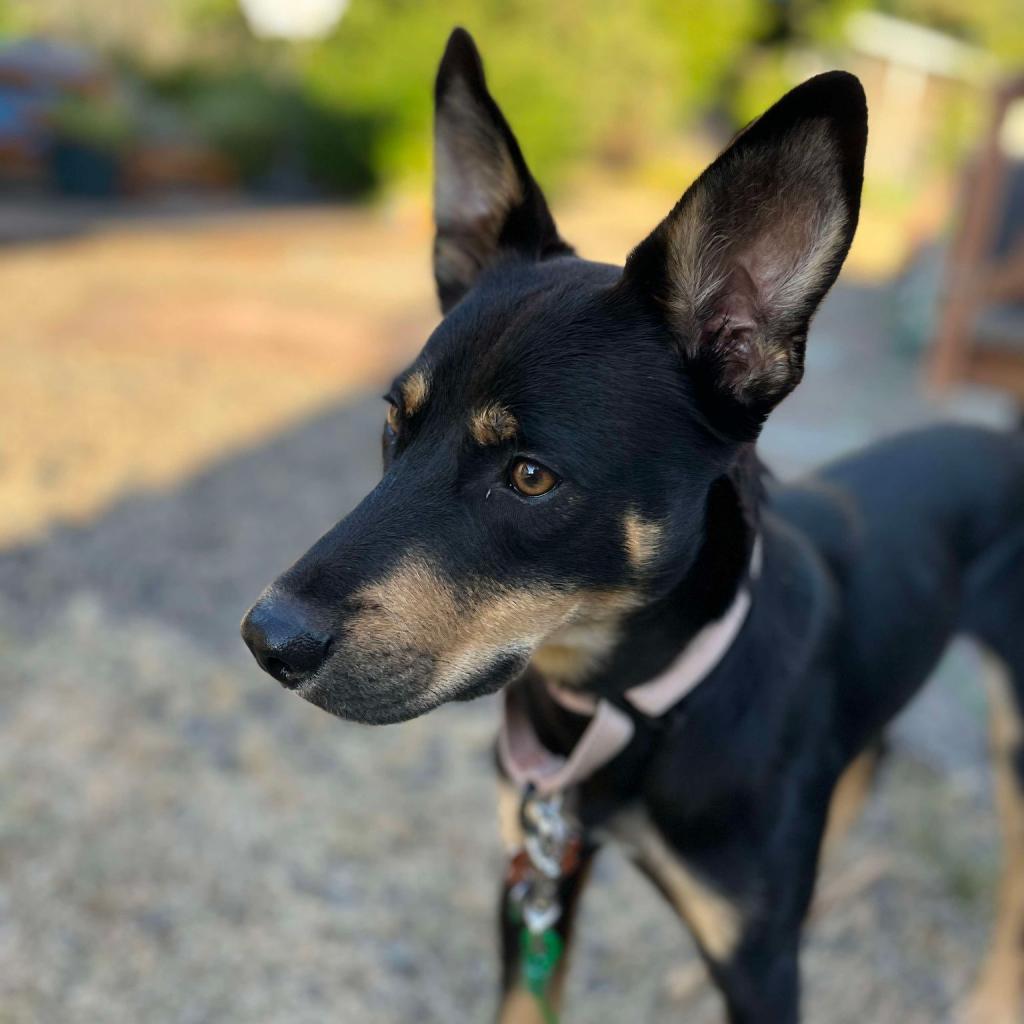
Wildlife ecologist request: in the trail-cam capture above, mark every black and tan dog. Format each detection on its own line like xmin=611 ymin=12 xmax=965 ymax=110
xmin=242 ymin=29 xmax=1024 ymax=1023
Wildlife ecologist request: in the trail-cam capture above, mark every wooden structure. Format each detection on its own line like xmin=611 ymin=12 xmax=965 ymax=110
xmin=930 ymin=76 xmax=1024 ymax=404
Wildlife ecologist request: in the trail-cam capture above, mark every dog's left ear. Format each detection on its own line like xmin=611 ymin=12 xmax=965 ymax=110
xmin=623 ymin=72 xmax=867 ymax=435
xmin=432 ymin=28 xmax=573 ymax=314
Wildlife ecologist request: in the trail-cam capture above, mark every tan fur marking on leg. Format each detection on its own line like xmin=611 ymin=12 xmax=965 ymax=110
xmin=497 ymin=988 xmax=551 ymax=1024
xmin=612 ymin=808 xmax=742 ymax=961
xmin=821 ymin=748 xmax=879 ymax=860
xmin=469 ymin=403 xmax=518 ymax=446
xmin=497 ymin=777 xmax=524 ymax=853
xmin=623 ymin=510 xmax=663 ymax=571
xmin=966 ymin=652 xmax=1024 ymax=1024
xmin=400 ymin=370 xmax=430 ymax=416
xmin=497 ymin=853 xmax=595 ymax=1022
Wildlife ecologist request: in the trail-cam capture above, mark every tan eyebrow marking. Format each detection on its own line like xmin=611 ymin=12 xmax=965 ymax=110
xmin=469 ymin=403 xmax=518 ymax=446
xmin=623 ymin=510 xmax=663 ymax=570
xmin=400 ymin=370 xmax=430 ymax=416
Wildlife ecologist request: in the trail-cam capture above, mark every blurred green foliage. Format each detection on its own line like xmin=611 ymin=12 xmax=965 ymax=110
xmin=146 ymin=0 xmax=1024 ymax=189
xmin=296 ymin=0 xmax=766 ymax=185
xmin=4 ymin=0 xmax=1024 ymax=195
xmin=156 ymin=68 xmax=287 ymax=181
xmin=50 ymin=92 xmax=136 ymax=152
xmin=159 ymin=0 xmax=772 ymax=187
xmin=142 ymin=64 xmax=381 ymax=193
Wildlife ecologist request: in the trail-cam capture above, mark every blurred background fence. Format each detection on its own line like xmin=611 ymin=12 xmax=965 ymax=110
xmin=3 ymin=2 xmax=1024 ymax=1022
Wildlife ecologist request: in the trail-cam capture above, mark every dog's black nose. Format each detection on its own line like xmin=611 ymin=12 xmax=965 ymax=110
xmin=241 ymin=596 xmax=331 ymax=689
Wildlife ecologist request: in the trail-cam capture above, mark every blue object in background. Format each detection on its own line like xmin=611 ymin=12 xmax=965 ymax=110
xmin=49 ymin=138 xmax=120 ymax=197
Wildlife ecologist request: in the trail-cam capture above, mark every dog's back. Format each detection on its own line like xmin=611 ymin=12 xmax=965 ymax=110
xmin=775 ymin=424 xmax=1024 ymax=743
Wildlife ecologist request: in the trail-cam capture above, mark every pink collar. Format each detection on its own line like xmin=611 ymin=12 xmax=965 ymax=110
xmin=498 ymin=539 xmax=762 ymax=797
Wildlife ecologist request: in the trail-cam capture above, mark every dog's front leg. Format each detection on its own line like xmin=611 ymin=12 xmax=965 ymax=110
xmin=615 ymin=806 xmax=802 ymax=1024
xmin=658 ymin=869 xmax=801 ymax=1024
xmin=705 ymin=930 xmax=800 ymax=1024
xmin=494 ymin=843 xmax=597 ymax=1024
xmin=494 ymin=777 xmax=598 ymax=1024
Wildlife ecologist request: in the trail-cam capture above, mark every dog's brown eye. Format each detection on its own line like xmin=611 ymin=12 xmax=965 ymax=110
xmin=509 ymin=459 xmax=558 ymax=497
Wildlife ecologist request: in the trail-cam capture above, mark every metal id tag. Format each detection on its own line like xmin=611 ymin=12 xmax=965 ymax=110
xmin=520 ymin=788 xmax=571 ymax=879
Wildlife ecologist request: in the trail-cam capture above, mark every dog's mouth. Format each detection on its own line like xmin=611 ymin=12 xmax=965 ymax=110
xmin=292 ymin=646 xmax=531 ymax=725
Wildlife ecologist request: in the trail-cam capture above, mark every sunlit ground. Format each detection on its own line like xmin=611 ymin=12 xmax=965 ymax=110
xmin=0 ymin=202 xmax=432 ymax=545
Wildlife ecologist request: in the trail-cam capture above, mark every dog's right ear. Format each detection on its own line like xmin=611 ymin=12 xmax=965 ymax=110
xmin=432 ymin=27 xmax=572 ymax=314
xmin=622 ymin=72 xmax=867 ymax=439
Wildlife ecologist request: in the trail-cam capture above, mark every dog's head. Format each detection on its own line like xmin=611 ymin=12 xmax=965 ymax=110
xmin=242 ymin=28 xmax=867 ymax=724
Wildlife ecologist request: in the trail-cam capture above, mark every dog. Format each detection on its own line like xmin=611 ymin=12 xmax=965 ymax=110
xmin=241 ymin=28 xmax=1024 ymax=1023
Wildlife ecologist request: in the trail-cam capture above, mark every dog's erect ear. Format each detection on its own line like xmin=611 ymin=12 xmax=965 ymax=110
xmin=623 ymin=72 xmax=867 ymax=435
xmin=432 ymin=28 xmax=573 ymax=313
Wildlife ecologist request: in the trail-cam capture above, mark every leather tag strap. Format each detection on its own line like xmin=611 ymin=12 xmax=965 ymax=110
xmin=498 ymin=684 xmax=635 ymax=798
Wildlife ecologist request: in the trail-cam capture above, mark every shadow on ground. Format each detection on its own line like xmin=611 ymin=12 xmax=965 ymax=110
xmin=0 ymin=196 xmax=278 ymax=247
xmin=0 ymin=392 xmax=383 ymax=659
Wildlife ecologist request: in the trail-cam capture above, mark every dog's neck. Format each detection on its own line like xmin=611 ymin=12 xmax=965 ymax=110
xmin=532 ymin=447 xmax=763 ymax=699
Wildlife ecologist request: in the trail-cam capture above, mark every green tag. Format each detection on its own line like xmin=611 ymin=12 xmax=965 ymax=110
xmin=520 ymin=927 xmax=563 ymax=1024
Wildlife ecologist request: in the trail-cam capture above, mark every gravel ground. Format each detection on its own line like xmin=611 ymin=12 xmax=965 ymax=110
xmin=1 ymin=207 xmax=1019 ymax=1023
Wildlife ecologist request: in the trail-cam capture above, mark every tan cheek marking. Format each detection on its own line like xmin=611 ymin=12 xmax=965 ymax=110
xmin=469 ymin=403 xmax=518 ymax=446
xmin=437 ymin=588 xmax=583 ymax=687
xmin=400 ymin=370 xmax=429 ymax=416
xmin=344 ymin=555 xmax=460 ymax=662
xmin=530 ymin=632 xmax=610 ymax=687
xmin=623 ymin=510 xmax=663 ymax=570
xmin=346 ymin=554 xmax=645 ymax=696
xmin=345 ymin=554 xmax=594 ymax=693
xmin=611 ymin=808 xmax=742 ymax=962
xmin=347 ymin=554 xmax=570 ymax=663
